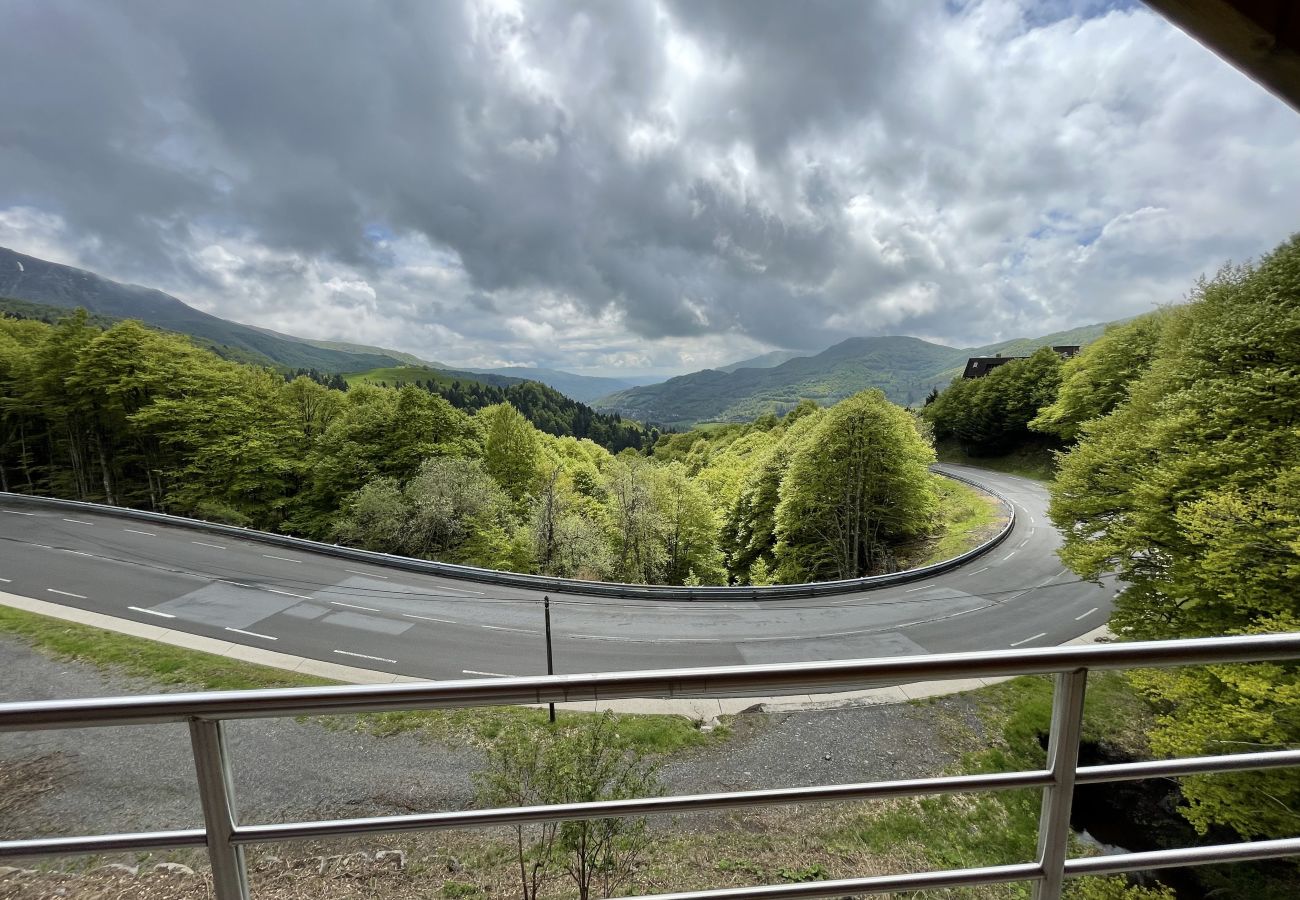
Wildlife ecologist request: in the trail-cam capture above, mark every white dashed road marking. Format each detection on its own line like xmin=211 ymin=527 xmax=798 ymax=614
xmin=192 ymin=541 xmax=226 ymax=550
xmin=0 ymin=577 xmax=10 ymax=583
xmin=128 ymin=605 xmax=174 ymax=618
xmin=47 ymin=588 xmax=86 ymax=599
xmin=404 ymin=613 xmax=456 ymax=624
xmin=481 ymin=624 xmax=538 ymax=634
xmin=1075 ymin=607 xmax=1099 ymax=621
xmin=1002 ymin=551 xmax=1017 ymax=561
xmin=335 ymin=649 xmax=396 ymax=664
xmin=463 ymin=669 xmax=510 ymax=677
xmin=1010 ymin=632 xmax=1047 ymax=647
xmin=124 ymin=529 xmax=156 ymax=536
xmin=344 ymin=569 xmax=386 ymax=579
xmin=226 ymin=627 xmax=277 ymax=640
xmin=3 ymin=510 xmax=36 ymax=516
xmin=263 ymin=554 xmax=300 ymax=563
xmin=267 ymin=589 xmax=312 ymax=600
xmin=971 ymin=566 xmax=990 ymax=575
xmin=904 ymin=586 xmax=927 ymax=592
xmin=62 ymin=518 xmax=94 ymax=526
xmin=330 ymin=600 xmax=380 ymax=612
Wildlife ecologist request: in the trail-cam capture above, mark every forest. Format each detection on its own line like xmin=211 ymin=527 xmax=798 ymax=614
xmin=0 ymin=310 xmax=942 ymax=588
xmin=925 ymin=233 xmax=1300 ymax=843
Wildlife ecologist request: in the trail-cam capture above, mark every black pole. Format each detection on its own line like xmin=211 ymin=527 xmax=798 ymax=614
xmin=544 ymin=595 xmax=556 ymax=723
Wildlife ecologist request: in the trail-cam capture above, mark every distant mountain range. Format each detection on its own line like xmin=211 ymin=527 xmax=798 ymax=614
xmin=594 ymin=323 xmax=1113 ymax=426
xmin=0 ymin=246 xmax=664 ymax=403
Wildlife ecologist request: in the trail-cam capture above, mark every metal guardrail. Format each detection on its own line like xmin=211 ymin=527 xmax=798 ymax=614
xmin=2 ymin=633 xmax=1298 ymax=899
xmin=0 ymin=465 xmax=1014 ymax=600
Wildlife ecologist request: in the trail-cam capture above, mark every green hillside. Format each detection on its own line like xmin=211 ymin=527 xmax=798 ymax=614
xmin=596 ymin=324 xmax=1118 ymax=427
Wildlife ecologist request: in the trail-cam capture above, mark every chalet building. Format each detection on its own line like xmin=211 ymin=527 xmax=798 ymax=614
xmin=961 ymin=345 xmax=1081 ymax=379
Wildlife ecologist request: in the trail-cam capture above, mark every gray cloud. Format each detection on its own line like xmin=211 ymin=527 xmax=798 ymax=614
xmin=1 ymin=0 xmax=1298 ymax=375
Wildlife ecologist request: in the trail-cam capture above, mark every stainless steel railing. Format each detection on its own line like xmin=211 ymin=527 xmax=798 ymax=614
xmin=2 ymin=633 xmax=1298 ymax=899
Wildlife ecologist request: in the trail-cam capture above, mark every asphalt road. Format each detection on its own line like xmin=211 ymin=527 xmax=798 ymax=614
xmin=0 ymin=465 xmax=1116 ymax=680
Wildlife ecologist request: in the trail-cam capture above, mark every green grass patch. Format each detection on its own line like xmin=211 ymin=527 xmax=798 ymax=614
xmin=899 ymin=475 xmax=1006 ymax=569
xmin=935 ymin=439 xmax=1059 ymax=483
xmin=0 ymin=604 xmax=725 ymax=755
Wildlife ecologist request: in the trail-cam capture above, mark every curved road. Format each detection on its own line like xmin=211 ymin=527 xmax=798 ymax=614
xmin=0 ymin=465 xmax=1115 ymax=680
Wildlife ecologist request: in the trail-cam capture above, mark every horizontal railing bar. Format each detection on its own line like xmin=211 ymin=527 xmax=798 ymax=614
xmin=608 ymin=862 xmax=1043 ymax=899
xmin=1064 ymin=836 xmax=1300 ymax=876
xmin=233 ymin=770 xmax=1055 ymax=845
xmin=1077 ymin=749 xmax=1300 ymax=784
xmin=0 ymin=828 xmax=208 ymax=860
xmin=3 ymin=633 xmax=1298 ymax=731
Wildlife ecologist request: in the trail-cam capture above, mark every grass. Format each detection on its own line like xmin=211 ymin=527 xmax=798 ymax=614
xmin=898 ymin=474 xmax=1007 ymax=569
xmin=935 ymin=438 xmax=1060 ymax=483
xmin=0 ymin=604 xmax=726 ymax=755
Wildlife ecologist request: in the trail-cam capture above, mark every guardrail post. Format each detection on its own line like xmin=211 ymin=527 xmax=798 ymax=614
xmin=1032 ymin=668 xmax=1088 ymax=900
xmin=189 ymin=717 xmax=250 ymax=900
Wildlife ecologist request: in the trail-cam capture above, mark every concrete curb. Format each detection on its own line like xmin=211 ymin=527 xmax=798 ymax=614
xmin=0 ymin=590 xmax=1114 ymax=719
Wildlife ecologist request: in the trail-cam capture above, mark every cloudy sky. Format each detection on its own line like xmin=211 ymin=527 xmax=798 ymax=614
xmin=2 ymin=0 xmax=1298 ymax=376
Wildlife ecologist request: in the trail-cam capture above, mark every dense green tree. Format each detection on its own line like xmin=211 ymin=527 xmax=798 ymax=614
xmin=1050 ymin=237 xmax=1300 ymax=837
xmin=1031 ymin=312 xmax=1171 ymax=441
xmin=775 ymin=390 xmax=937 ymax=582
xmin=925 ymin=347 xmax=1064 ymax=455
xmin=481 ymin=402 xmax=543 ymax=501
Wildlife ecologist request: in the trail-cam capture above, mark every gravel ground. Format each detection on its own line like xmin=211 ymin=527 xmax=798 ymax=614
xmin=0 ymin=635 xmax=978 ymax=841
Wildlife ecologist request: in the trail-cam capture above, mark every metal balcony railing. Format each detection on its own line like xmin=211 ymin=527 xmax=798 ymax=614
xmin=2 ymin=633 xmax=1299 ymax=899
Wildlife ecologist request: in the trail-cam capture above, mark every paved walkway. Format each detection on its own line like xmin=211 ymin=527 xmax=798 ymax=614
xmin=0 ymin=590 xmax=1111 ymax=718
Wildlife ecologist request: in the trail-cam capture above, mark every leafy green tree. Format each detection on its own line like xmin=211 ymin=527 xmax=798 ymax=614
xmin=481 ymin=402 xmax=543 ymax=501
xmin=653 ymin=462 xmax=724 ymax=585
xmin=604 ymin=454 xmax=665 ymax=583
xmin=1050 ymin=237 xmax=1300 ymax=837
xmin=775 ymin=390 xmax=937 ymax=582
xmin=925 ymin=347 xmax=1064 ymax=455
xmin=1031 ymin=312 xmax=1171 ymax=441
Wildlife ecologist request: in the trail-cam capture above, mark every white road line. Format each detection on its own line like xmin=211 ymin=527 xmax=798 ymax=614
xmin=1002 ymin=551 xmax=1017 ymax=561
xmin=1010 ymin=632 xmax=1047 ymax=647
xmin=226 ymin=627 xmax=277 ymax=640
xmin=61 ymin=549 xmax=94 ymax=557
xmin=971 ymin=566 xmax=990 ymax=575
xmin=463 ymin=669 xmax=511 ymax=677
xmin=1017 ymin=538 xmax=1029 ymax=549
xmin=217 ymin=579 xmax=250 ymax=588
xmin=404 ymin=613 xmax=457 ymax=624
xmin=569 ymin=633 xmax=637 ymax=642
xmin=1075 ymin=607 xmax=1099 ymax=621
xmin=335 ymin=649 xmax=396 ymax=664
xmin=904 ymin=585 xmax=928 ymax=593
xmin=330 ymin=600 xmax=380 ymax=612
xmin=0 ymin=577 xmax=9 ymax=583
xmin=32 ymin=543 xmax=53 ymax=550
xmin=62 ymin=518 xmax=94 ymax=526
xmin=46 ymin=588 xmax=87 ymax=599
xmin=127 ymin=605 xmax=175 ymax=618
xmin=344 ymin=569 xmax=387 ymax=579
xmin=267 ymin=588 xmax=312 ymax=600
xmin=262 ymin=554 xmax=300 ymax=563
xmin=3 ymin=509 xmax=36 ymax=516
xmin=1029 ymin=516 xmax=1036 ymax=525
xmin=124 ymin=528 xmax=156 ymax=536
xmin=434 ymin=586 xmax=485 ymax=596
xmin=192 ymin=540 xmax=226 ymax=550
xmin=481 ymin=624 xmax=538 ymax=634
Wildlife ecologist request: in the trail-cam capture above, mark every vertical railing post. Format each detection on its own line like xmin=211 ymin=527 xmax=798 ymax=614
xmin=189 ymin=717 xmax=250 ymax=900
xmin=1032 ymin=668 xmax=1088 ymax=900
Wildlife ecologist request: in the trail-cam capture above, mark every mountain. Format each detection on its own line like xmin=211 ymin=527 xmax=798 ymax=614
xmin=594 ymin=323 xmax=1115 ymax=427
xmin=717 ymin=349 xmax=807 ymax=373
xmin=467 ymin=366 xmax=662 ymax=403
xmin=0 ymin=246 xmax=418 ymax=373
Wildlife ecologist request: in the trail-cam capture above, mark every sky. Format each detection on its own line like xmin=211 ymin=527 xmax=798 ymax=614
xmin=1 ymin=1 xmax=1298 ymax=377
